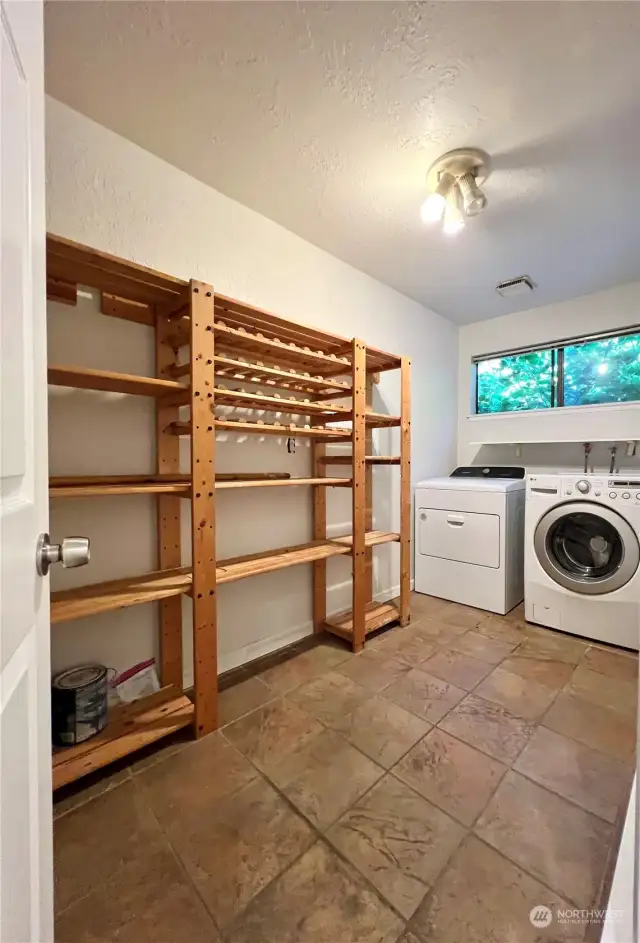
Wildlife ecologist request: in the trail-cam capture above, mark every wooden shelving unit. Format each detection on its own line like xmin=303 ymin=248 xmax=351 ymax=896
xmin=46 ymin=233 xmax=410 ymax=788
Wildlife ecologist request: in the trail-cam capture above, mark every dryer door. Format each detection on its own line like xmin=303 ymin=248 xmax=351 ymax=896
xmin=534 ymin=502 xmax=640 ymax=595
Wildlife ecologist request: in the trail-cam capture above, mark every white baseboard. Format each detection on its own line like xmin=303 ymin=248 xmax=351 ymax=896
xmin=219 ymin=580 xmax=412 ymax=673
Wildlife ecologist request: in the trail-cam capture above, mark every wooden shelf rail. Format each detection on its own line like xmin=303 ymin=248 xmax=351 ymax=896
xmin=169 ymin=353 xmax=352 ymax=396
xmin=48 ymin=365 xmax=187 ymax=398
xmin=319 ymin=455 xmax=401 ymax=465
xmin=164 ymin=419 xmax=350 ymax=439
xmin=52 ymin=687 xmax=194 ymax=790
xmin=324 ymin=600 xmax=401 ymax=642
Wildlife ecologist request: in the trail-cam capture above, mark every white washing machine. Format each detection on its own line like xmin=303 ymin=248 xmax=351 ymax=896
xmin=525 ymin=473 xmax=640 ymax=650
xmin=415 ymin=466 xmax=526 ymax=614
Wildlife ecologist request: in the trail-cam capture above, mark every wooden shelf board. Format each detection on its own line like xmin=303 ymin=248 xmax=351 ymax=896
xmin=324 ymin=601 xmax=401 ymax=640
xmin=165 ymin=419 xmax=349 ymax=439
xmin=215 ymin=530 xmax=394 ymax=584
xmin=213 ymin=323 xmax=352 ymax=376
xmin=216 ymin=477 xmax=351 ymax=489
xmin=365 ymin=412 xmax=402 ymax=428
xmin=47 ymin=234 xmax=188 ymax=307
xmin=52 ymin=687 xmax=193 ymax=790
xmin=334 ymin=530 xmax=400 ymax=548
xmin=165 ymin=354 xmax=352 ymax=395
xmin=50 ymin=482 xmax=191 ymax=498
xmin=48 ymin=365 xmax=187 ymax=398
xmin=169 ymin=292 xmax=401 ymax=373
xmin=319 ymin=455 xmax=401 ymax=465
xmin=212 ymin=386 xmax=350 ymax=416
xmin=51 ymin=567 xmax=192 ymax=624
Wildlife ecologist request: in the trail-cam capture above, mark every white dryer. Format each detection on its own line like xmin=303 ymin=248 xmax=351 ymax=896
xmin=525 ymin=474 xmax=640 ymax=650
xmin=415 ymin=466 xmax=526 ymax=614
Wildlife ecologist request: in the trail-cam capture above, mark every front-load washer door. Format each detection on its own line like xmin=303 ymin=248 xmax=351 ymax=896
xmin=534 ymin=502 xmax=640 ymax=595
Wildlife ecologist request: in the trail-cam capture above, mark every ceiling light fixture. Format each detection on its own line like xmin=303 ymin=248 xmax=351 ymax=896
xmin=422 ymin=148 xmax=491 ymax=235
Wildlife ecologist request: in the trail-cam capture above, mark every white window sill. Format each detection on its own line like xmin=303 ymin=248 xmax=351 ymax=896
xmin=468 ymin=401 xmax=640 ymax=445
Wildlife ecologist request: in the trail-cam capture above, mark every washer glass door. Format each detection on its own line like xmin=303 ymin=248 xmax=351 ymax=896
xmin=534 ymin=502 xmax=640 ymax=595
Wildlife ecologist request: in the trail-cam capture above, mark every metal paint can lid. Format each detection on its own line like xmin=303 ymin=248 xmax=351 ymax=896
xmin=52 ymin=665 xmax=107 ymax=691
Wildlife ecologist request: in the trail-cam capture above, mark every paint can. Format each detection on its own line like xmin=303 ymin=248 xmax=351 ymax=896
xmin=51 ymin=665 xmax=109 ymax=746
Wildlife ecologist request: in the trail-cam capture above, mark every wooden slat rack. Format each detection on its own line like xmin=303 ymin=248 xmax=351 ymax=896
xmin=46 ymin=233 xmax=410 ymax=789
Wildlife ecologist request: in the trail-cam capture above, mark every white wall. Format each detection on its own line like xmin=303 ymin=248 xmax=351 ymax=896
xmin=457 ymin=282 xmax=640 ymax=472
xmin=46 ymin=97 xmax=458 ymax=684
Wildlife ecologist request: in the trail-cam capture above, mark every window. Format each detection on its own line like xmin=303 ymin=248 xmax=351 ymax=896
xmin=475 ymin=330 xmax=640 ymax=414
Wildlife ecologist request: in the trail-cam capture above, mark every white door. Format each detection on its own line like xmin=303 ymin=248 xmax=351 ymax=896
xmin=0 ymin=1 xmax=53 ymax=941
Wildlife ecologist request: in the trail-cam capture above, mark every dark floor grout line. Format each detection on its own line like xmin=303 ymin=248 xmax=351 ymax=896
xmin=129 ymin=773 xmax=226 ymax=939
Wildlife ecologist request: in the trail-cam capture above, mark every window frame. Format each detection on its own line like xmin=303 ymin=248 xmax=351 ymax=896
xmin=472 ymin=326 xmax=640 ymax=416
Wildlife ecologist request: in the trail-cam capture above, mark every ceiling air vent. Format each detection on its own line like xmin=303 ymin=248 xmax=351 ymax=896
xmin=495 ymin=275 xmax=535 ymax=298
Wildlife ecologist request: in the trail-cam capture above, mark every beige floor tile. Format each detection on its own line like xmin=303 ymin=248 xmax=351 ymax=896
xmin=287 ymin=671 xmax=370 ymax=728
xmin=450 ymin=631 xmax=518 ymax=665
xmin=568 ymin=665 xmax=637 ymax=718
xmin=543 ymin=691 xmax=637 ymax=766
xmin=410 ymin=835 xmax=584 ymax=943
xmin=394 ymin=728 xmax=507 ymax=827
xmin=583 ymin=646 xmax=638 ymax=682
xmin=475 ymin=771 xmax=613 ymax=907
xmin=410 ymin=617 xmax=468 ymax=645
xmin=136 ymin=732 xmax=257 ymax=827
xmin=219 ymin=675 xmax=275 ymax=725
xmin=515 ymin=726 xmax=632 ymax=824
xmin=421 ymin=649 xmax=493 ymax=691
xmin=327 ymin=775 xmax=465 ymax=919
xmin=163 ymin=775 xmax=314 ymax=928
xmin=474 ymin=666 xmax=558 ymax=721
xmin=333 ymin=696 xmax=430 ymax=768
xmin=222 ymin=697 xmax=323 ymax=772
xmin=336 ymin=647 xmax=412 ymax=692
xmin=410 ymin=592 xmax=452 ymax=620
xmin=53 ymin=765 xmax=130 ymax=820
xmin=439 ymin=694 xmax=535 ymax=764
xmin=256 ymin=645 xmax=345 ymax=695
xmin=382 ymin=668 xmax=466 ymax=724
xmin=368 ymin=624 xmax=413 ymax=654
xmin=267 ymin=728 xmax=383 ymax=829
xmin=499 ymin=654 xmax=575 ymax=690
xmin=397 ymin=933 xmax=422 ymax=943
xmin=54 ymin=780 xmax=167 ymax=913
xmin=475 ymin=614 xmax=529 ymax=645
xmin=226 ymin=841 xmax=403 ymax=943
xmin=56 ymin=844 xmax=220 ymax=943
xmin=439 ymin=604 xmax=487 ymax=631
xmin=517 ymin=632 xmax=589 ymax=665
xmin=393 ymin=631 xmax=438 ymax=666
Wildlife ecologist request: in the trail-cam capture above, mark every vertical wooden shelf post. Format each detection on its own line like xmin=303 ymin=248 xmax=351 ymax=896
xmin=190 ymin=280 xmax=218 ymax=736
xmin=399 ymin=356 xmax=411 ymax=626
xmin=312 ymin=441 xmax=327 ymax=633
xmin=364 ymin=375 xmax=374 ymax=603
xmin=351 ymin=339 xmax=367 ymax=651
xmin=155 ymin=308 xmax=184 ymax=688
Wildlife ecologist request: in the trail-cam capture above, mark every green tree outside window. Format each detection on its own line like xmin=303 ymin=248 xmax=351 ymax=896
xmin=476 ymin=332 xmax=640 ymax=414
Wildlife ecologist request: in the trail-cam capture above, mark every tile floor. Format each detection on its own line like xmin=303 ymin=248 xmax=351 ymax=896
xmin=54 ymin=593 xmax=638 ymax=942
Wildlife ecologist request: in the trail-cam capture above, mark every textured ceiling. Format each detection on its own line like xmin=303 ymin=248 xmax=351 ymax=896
xmin=45 ymin=1 xmax=640 ymax=324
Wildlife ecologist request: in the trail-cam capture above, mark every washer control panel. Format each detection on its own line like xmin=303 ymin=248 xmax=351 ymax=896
xmin=560 ymin=476 xmax=640 ymax=504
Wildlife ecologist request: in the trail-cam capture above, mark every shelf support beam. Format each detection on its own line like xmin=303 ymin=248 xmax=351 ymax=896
xmin=155 ymin=304 xmax=184 ymax=690
xmin=312 ymin=441 xmax=327 ymax=633
xmin=351 ymin=339 xmax=367 ymax=652
xmin=399 ymin=356 xmax=411 ymax=626
xmin=190 ymin=281 xmax=218 ymax=737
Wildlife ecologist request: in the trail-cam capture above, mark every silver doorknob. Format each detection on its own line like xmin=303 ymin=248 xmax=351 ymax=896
xmin=36 ymin=533 xmax=90 ymax=576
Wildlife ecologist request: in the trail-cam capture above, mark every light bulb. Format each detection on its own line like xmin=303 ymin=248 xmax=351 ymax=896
xmin=458 ymin=172 xmax=487 ymax=217
xmin=443 ymin=185 xmax=465 ymax=235
xmin=420 ymin=172 xmax=454 ymax=224
xmin=420 ymin=193 xmax=446 ymax=224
